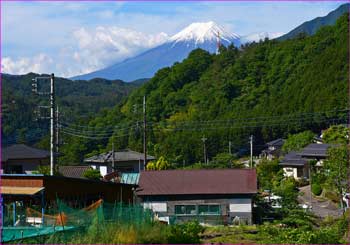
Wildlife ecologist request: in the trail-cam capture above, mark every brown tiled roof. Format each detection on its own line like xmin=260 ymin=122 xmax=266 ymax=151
xmin=137 ymin=169 xmax=257 ymax=196
xmin=58 ymin=166 xmax=91 ymax=179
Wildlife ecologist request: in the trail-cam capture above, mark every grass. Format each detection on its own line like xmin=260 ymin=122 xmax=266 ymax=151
xmin=201 ymin=225 xmax=263 ymax=244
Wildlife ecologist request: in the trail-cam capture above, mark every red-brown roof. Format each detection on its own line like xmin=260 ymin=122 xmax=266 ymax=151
xmin=137 ymin=169 xmax=257 ymax=196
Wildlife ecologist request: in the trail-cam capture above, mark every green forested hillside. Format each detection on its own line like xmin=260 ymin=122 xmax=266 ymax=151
xmin=2 ymin=74 xmax=138 ymax=145
xmin=57 ymin=14 xmax=348 ymax=165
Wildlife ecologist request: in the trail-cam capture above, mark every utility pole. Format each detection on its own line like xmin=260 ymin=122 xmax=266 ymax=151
xmin=249 ymin=135 xmax=253 ymax=168
xmin=56 ymin=106 xmax=59 ymax=157
xmin=229 ymin=141 xmax=232 ymax=155
xmin=112 ymin=140 xmax=115 ymax=171
xmin=201 ymin=136 xmax=207 ymax=165
xmin=50 ymin=73 xmax=55 ymax=176
xmin=32 ymin=74 xmax=56 ymax=176
xmin=143 ymin=96 xmax=147 ymax=169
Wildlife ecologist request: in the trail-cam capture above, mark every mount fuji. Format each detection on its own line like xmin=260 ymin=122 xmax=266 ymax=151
xmin=72 ymin=21 xmax=241 ymax=82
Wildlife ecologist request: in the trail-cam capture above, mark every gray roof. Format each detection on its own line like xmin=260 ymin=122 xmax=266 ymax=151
xmin=84 ymin=149 xmax=155 ymax=163
xmin=266 ymin=138 xmax=284 ymax=147
xmin=58 ymin=166 xmax=91 ymax=179
xmin=298 ymin=143 xmax=333 ymax=158
xmin=280 ymin=151 xmax=308 ymax=167
xmin=2 ymin=144 xmax=50 ymax=162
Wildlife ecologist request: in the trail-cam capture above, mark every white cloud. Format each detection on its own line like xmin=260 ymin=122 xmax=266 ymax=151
xmin=2 ymin=54 xmax=53 ymax=75
xmin=2 ymin=26 xmax=169 ymax=77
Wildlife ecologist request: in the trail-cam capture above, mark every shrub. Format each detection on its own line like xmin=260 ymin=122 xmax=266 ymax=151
xmin=167 ymin=220 xmax=204 ymax=244
xmin=311 ymin=183 xmax=322 ymax=196
xmin=83 ymin=168 xmax=101 ymax=180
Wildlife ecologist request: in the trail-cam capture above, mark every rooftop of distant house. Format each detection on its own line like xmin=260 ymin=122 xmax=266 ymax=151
xmin=84 ymin=149 xmax=155 ymax=163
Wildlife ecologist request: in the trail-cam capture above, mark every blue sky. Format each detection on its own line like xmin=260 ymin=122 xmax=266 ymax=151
xmin=1 ymin=1 xmax=346 ymax=77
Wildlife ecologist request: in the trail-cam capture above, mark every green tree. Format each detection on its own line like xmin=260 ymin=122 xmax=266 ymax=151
xmin=146 ymin=156 xmax=171 ymax=170
xmin=282 ymin=131 xmax=315 ymax=153
xmin=323 ymin=146 xmax=348 ymax=207
xmin=256 ymin=159 xmax=282 ymax=191
xmin=83 ymin=169 xmax=102 ymax=180
xmin=322 ymin=125 xmax=349 ymax=144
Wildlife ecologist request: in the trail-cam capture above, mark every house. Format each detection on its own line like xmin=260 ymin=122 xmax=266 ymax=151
xmin=279 ymin=151 xmax=309 ymax=179
xmin=1 ymin=144 xmax=50 ymax=174
xmin=298 ymin=143 xmax=333 ymax=167
xmin=137 ymin=169 xmax=257 ymax=225
xmin=84 ymin=149 xmax=156 ymax=177
xmin=260 ymin=138 xmax=284 ymax=160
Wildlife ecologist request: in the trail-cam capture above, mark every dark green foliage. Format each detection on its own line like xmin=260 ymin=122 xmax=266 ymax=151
xmin=256 ymin=159 xmax=282 ymax=191
xmin=168 ymin=220 xmax=204 ymax=244
xmin=273 ymin=178 xmax=299 ymax=209
xmin=83 ymin=169 xmax=101 ymax=180
xmin=2 ymin=74 xmax=138 ymax=146
xmin=322 ymin=125 xmax=349 ymax=144
xmin=311 ymin=183 xmax=322 ymax=196
xmin=282 ymin=131 xmax=316 ymax=153
xmin=323 ymin=145 xmax=348 ymax=201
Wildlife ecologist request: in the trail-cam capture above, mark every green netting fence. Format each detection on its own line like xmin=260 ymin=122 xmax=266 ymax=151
xmin=1 ymin=199 xmax=154 ymax=243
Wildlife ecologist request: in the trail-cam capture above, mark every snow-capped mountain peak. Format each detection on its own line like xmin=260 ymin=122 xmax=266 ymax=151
xmin=170 ymin=21 xmax=240 ymax=44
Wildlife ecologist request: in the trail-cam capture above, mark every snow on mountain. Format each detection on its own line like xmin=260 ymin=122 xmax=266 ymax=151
xmin=170 ymin=21 xmax=240 ymax=44
xmin=241 ymin=32 xmax=284 ymax=43
xmin=72 ymin=21 xmax=241 ymax=81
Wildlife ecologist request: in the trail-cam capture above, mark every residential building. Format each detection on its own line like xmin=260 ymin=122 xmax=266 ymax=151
xmin=137 ymin=169 xmax=257 ymax=225
xmin=260 ymin=138 xmax=284 ymax=160
xmin=298 ymin=143 xmax=333 ymax=167
xmin=1 ymin=144 xmax=50 ymax=174
xmin=84 ymin=149 xmax=155 ymax=177
xmin=279 ymin=151 xmax=309 ymax=179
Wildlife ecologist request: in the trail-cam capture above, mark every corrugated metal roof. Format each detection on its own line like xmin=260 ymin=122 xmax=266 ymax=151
xmin=121 ymin=173 xmax=140 ymax=185
xmin=84 ymin=149 xmax=155 ymax=163
xmin=137 ymin=169 xmax=257 ymax=196
xmin=1 ymin=186 xmax=45 ymax=195
xmin=2 ymin=144 xmax=50 ymax=162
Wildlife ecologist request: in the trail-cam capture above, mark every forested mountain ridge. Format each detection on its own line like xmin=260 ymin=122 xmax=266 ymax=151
xmin=1 ymin=73 xmax=139 ymax=145
xmin=277 ymin=3 xmax=349 ymax=41
xmin=44 ymin=14 xmax=350 ymax=165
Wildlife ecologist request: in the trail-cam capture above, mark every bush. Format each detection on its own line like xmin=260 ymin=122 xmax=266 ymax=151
xmin=167 ymin=220 xmax=204 ymax=244
xmin=311 ymin=183 xmax=322 ymax=196
xmin=83 ymin=168 xmax=102 ymax=180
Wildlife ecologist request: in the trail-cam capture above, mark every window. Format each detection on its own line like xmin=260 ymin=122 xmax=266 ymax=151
xmin=175 ymin=205 xmax=196 ymax=215
xmin=297 ymin=168 xmax=304 ymax=178
xmin=198 ymin=205 xmax=220 ymax=215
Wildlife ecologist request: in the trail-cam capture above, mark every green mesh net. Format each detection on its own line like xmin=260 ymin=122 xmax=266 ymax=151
xmin=1 ymin=199 xmax=154 ymax=243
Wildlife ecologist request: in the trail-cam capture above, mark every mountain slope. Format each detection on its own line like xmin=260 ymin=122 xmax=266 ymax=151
xmin=60 ymin=14 xmax=348 ymax=165
xmin=2 ymin=73 xmax=139 ymax=145
xmin=72 ymin=21 xmax=240 ymax=82
xmin=277 ymin=3 xmax=349 ymax=41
